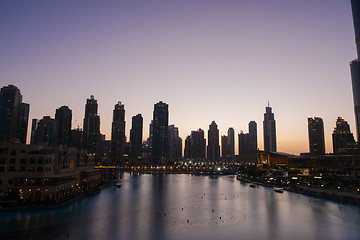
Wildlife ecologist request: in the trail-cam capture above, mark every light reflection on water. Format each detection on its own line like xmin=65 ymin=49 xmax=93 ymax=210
xmin=1 ymin=172 xmax=360 ymax=240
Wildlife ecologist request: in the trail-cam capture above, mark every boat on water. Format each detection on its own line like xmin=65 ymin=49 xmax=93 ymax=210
xmin=116 ymin=183 xmax=122 ymax=188
xmin=249 ymin=184 xmax=257 ymax=188
xmin=274 ymin=187 xmax=284 ymax=193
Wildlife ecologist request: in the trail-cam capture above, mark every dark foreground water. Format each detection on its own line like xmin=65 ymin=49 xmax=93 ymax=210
xmin=1 ymin=173 xmax=360 ymax=240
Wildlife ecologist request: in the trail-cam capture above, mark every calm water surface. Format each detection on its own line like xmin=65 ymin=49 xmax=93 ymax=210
xmin=1 ymin=173 xmax=360 ymax=240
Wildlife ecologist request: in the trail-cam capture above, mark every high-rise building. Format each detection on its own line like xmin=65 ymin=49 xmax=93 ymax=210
xmin=308 ymin=117 xmax=325 ymax=155
xmin=83 ymin=95 xmax=100 ymax=155
xmin=221 ymin=135 xmax=230 ymax=157
xmin=238 ymin=131 xmax=249 ymax=155
xmin=167 ymin=125 xmax=182 ymax=161
xmin=148 ymin=120 xmax=153 ymax=148
xmin=190 ymin=129 xmax=206 ymax=160
xmin=30 ymin=119 xmax=38 ymax=144
xmin=248 ymin=121 xmax=258 ymax=153
xmin=238 ymin=121 xmax=258 ymax=155
xmin=152 ymin=101 xmax=169 ymax=164
xmin=351 ymin=0 xmax=360 ymax=57
xmin=350 ymin=0 xmax=360 ymax=141
xmin=33 ymin=116 xmax=57 ymax=146
xmin=70 ymin=127 xmax=83 ymax=149
xmin=207 ymin=121 xmax=220 ymax=161
xmin=111 ymin=102 xmax=126 ymax=164
xmin=263 ymin=103 xmax=277 ymax=152
xmin=228 ymin=127 xmax=235 ymax=158
xmin=184 ymin=136 xmax=191 ymax=159
xmin=0 ymin=85 xmax=29 ymax=144
xmin=18 ymin=103 xmax=29 ymax=144
xmin=55 ymin=106 xmax=72 ymax=146
xmin=130 ymin=114 xmax=143 ymax=160
xmin=332 ymin=117 xmax=355 ymax=154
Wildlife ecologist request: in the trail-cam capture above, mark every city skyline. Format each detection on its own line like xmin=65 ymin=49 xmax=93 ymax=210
xmin=1 ymin=0 xmax=357 ymax=155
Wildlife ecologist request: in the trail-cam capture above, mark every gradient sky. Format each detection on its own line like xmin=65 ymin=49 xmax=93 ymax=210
xmin=0 ymin=0 xmax=356 ymax=155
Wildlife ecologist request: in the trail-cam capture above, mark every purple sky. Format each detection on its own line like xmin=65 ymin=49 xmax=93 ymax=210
xmin=0 ymin=0 xmax=356 ymax=155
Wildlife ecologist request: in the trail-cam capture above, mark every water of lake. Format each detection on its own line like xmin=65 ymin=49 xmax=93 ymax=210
xmin=1 ymin=172 xmax=360 ymax=240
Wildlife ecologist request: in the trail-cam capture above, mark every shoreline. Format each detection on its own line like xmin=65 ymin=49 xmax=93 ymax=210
xmin=0 ymin=185 xmax=106 ymax=212
xmin=2 ymin=173 xmax=359 ymax=211
xmin=236 ymin=176 xmax=360 ymax=205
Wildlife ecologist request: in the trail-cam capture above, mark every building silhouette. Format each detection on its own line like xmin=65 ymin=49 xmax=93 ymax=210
xmin=55 ymin=106 xmax=72 ymax=146
xmin=207 ymin=121 xmax=220 ymax=161
xmin=221 ymin=135 xmax=230 ymax=157
xmin=0 ymin=85 xmax=29 ymax=144
xmin=238 ymin=131 xmax=249 ymax=155
xmin=30 ymin=119 xmax=38 ymax=144
xmin=130 ymin=114 xmax=143 ymax=160
xmin=148 ymin=120 xmax=153 ymax=148
xmin=263 ymin=103 xmax=277 ymax=152
xmin=350 ymin=0 xmax=360 ymax=141
xmin=83 ymin=95 xmax=100 ymax=155
xmin=70 ymin=127 xmax=83 ymax=149
xmin=308 ymin=117 xmax=325 ymax=155
xmin=228 ymin=127 xmax=235 ymax=158
xmin=111 ymin=102 xmax=126 ymax=164
xmin=189 ymin=129 xmax=206 ymax=160
xmin=248 ymin=121 xmax=258 ymax=152
xmin=167 ymin=125 xmax=182 ymax=161
xmin=33 ymin=116 xmax=57 ymax=146
xmin=332 ymin=117 xmax=355 ymax=154
xmin=221 ymin=127 xmax=235 ymax=159
xmin=18 ymin=103 xmax=29 ymax=144
xmin=152 ymin=101 xmax=168 ymax=164
xmin=184 ymin=135 xmax=191 ymax=159
xmin=239 ymin=121 xmax=258 ymax=155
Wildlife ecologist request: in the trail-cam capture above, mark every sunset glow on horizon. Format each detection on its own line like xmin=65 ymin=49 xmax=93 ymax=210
xmin=0 ymin=0 xmax=357 ymax=155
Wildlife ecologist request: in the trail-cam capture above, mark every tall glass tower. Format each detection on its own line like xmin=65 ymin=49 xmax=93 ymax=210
xmin=308 ymin=117 xmax=325 ymax=155
xmin=152 ymin=101 xmax=168 ymax=164
xmin=83 ymin=95 xmax=100 ymax=154
xmin=111 ymin=101 xmax=126 ymax=164
xmin=263 ymin=103 xmax=277 ymax=152
xmin=207 ymin=121 xmax=220 ymax=161
xmin=0 ymin=85 xmax=29 ymax=144
xmin=350 ymin=0 xmax=360 ymax=141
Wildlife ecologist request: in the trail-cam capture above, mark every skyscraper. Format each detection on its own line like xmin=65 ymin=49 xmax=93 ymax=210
xmin=238 ymin=131 xmax=249 ymax=155
xmin=207 ymin=121 xmax=220 ymax=161
xmin=238 ymin=121 xmax=258 ymax=155
xmin=227 ymin=127 xmax=235 ymax=159
xmin=184 ymin=135 xmax=191 ymax=159
xmin=167 ymin=125 xmax=182 ymax=161
xmin=148 ymin=120 xmax=153 ymax=148
xmin=0 ymin=85 xmax=29 ymax=144
xmin=190 ymin=129 xmax=206 ymax=160
xmin=55 ymin=106 xmax=72 ymax=146
xmin=248 ymin=121 xmax=258 ymax=152
xmin=263 ymin=103 xmax=277 ymax=152
xmin=308 ymin=117 xmax=325 ymax=155
xmin=221 ymin=135 xmax=229 ymax=157
xmin=111 ymin=102 xmax=126 ymax=164
xmin=332 ymin=117 xmax=355 ymax=154
xmin=350 ymin=0 xmax=360 ymax=141
xmin=83 ymin=95 xmax=100 ymax=154
xmin=130 ymin=114 xmax=143 ymax=160
xmin=30 ymin=119 xmax=38 ymax=144
xmin=33 ymin=116 xmax=57 ymax=146
xmin=351 ymin=0 xmax=360 ymax=57
xmin=18 ymin=103 xmax=29 ymax=144
xmin=152 ymin=101 xmax=169 ymax=164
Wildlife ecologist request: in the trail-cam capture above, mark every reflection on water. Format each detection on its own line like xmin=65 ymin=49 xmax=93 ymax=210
xmin=1 ymin=173 xmax=360 ymax=240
